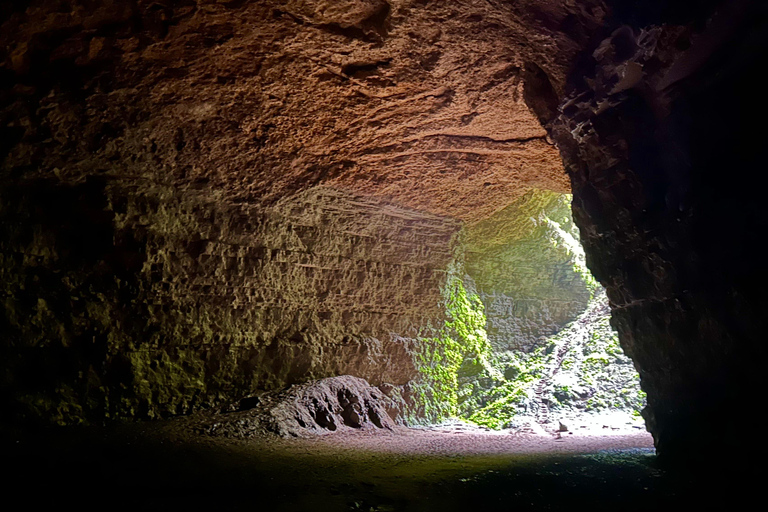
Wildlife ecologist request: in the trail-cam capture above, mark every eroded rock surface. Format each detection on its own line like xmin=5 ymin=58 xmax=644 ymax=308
xmin=552 ymin=0 xmax=768 ymax=463
xmin=201 ymin=375 xmax=399 ymax=438
xmin=3 ymin=0 xmax=762 ymax=468
xmin=0 ymin=0 xmax=603 ymax=423
xmin=465 ymin=189 xmax=593 ymax=354
xmin=0 ymin=0 xmax=600 ymax=220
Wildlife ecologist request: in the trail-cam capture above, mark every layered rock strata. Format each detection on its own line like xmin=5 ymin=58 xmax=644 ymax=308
xmin=1 ymin=0 xmax=597 ymax=423
xmin=1 ymin=180 xmax=459 ymax=422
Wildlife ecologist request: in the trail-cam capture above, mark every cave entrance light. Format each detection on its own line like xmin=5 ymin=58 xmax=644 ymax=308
xmin=413 ymin=190 xmax=646 ymax=434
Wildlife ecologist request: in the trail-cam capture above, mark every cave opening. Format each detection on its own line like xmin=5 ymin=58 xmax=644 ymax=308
xmin=409 ymin=189 xmax=646 ymax=437
xmin=3 ymin=0 xmax=768 ymax=508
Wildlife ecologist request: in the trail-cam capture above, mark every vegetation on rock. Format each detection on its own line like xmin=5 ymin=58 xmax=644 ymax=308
xmin=412 ymin=192 xmax=645 ymax=428
xmin=411 ymin=265 xmax=497 ymax=422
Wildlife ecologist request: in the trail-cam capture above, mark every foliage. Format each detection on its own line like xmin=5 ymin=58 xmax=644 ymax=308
xmin=411 ymin=193 xmax=645 ymax=427
xmin=412 ymin=280 xmax=646 ymax=427
xmin=411 ymin=271 xmax=496 ymax=422
xmin=465 ymin=337 xmax=550 ymax=428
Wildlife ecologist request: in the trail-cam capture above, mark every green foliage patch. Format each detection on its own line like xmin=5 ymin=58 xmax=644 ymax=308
xmin=411 ymin=271 xmax=496 ymax=422
xmin=411 ymin=193 xmax=645 ymax=427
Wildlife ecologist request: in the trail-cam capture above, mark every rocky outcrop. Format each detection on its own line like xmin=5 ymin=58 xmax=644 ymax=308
xmin=199 ymin=375 xmax=399 ymax=438
xmin=552 ymin=0 xmax=768 ymax=463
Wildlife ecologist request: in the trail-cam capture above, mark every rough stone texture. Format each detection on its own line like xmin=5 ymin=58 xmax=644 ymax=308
xmin=1 ymin=0 xmax=605 ymax=423
xmin=464 ymin=189 xmax=592 ymax=353
xmin=4 ymin=0 xmax=763 ymax=468
xmin=551 ymin=0 xmax=768 ymax=463
xmin=200 ymin=375 xmax=398 ymax=438
xmin=0 ymin=0 xmax=599 ymax=221
xmin=1 ymin=179 xmax=457 ymax=421
xmin=454 ymin=191 xmax=641 ymax=428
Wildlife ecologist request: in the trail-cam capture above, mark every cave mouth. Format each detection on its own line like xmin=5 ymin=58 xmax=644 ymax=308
xmin=409 ymin=190 xmax=647 ymax=436
xmin=153 ymin=189 xmax=651 ymax=448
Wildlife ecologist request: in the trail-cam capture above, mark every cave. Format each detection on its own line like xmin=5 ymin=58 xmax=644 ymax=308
xmin=2 ymin=0 xmax=767 ymax=509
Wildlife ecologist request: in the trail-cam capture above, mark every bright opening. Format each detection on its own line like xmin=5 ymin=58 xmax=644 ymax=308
xmin=410 ymin=190 xmax=646 ymax=433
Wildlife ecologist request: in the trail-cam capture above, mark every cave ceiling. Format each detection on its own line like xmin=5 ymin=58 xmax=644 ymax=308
xmin=2 ymin=0 xmax=606 ymax=222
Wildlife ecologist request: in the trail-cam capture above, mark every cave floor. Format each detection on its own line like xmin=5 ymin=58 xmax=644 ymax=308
xmin=2 ymin=416 xmax=755 ymax=511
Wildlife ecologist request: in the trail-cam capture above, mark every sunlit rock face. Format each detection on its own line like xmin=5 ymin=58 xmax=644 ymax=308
xmin=0 ymin=0 xmax=602 ymax=423
xmin=456 ymin=190 xmax=644 ymax=427
xmin=552 ymin=0 xmax=768 ymax=463
xmin=0 ymin=0 xmax=598 ymax=220
xmin=464 ymin=190 xmax=592 ymax=354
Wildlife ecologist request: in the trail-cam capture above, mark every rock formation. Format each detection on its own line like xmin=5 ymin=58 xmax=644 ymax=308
xmin=1 ymin=0 xmax=764 ymax=465
xmin=456 ymin=192 xmax=643 ymax=430
xmin=551 ymin=0 xmax=768 ymax=463
xmin=201 ymin=375 xmax=399 ymax=438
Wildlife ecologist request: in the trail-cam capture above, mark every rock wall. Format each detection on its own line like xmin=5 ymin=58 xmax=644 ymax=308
xmin=1 ymin=0 xmax=599 ymax=424
xmin=464 ymin=190 xmax=593 ymax=354
xmin=1 ymin=180 xmax=459 ymax=422
xmin=454 ymin=190 xmax=642 ymax=429
xmin=6 ymin=0 xmax=762 ymax=467
xmin=552 ymin=0 xmax=768 ymax=463
xmin=0 ymin=0 xmax=584 ymax=222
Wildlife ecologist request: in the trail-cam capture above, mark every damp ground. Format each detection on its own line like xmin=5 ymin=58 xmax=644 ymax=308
xmin=2 ymin=413 xmax=755 ymax=511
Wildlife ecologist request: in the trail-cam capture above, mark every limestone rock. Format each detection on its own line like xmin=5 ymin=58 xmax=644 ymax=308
xmin=203 ymin=375 xmax=398 ymax=438
xmin=0 ymin=0 xmax=602 ymax=423
xmin=464 ymin=189 xmax=593 ymax=354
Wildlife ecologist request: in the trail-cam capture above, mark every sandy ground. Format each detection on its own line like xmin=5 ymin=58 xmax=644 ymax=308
xmin=299 ymin=413 xmax=654 ymax=457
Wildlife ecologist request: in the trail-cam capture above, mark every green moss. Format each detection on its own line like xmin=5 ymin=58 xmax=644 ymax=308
xmin=127 ymin=348 xmax=207 ymax=418
xmin=411 ymin=267 xmax=497 ymax=422
xmin=465 ymin=340 xmax=550 ymax=428
xmin=425 ymin=286 xmax=644 ymax=428
xmin=410 ymin=192 xmax=645 ymax=427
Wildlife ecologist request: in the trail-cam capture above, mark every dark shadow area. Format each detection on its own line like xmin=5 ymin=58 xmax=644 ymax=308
xmin=2 ymin=422 xmax=759 ymax=512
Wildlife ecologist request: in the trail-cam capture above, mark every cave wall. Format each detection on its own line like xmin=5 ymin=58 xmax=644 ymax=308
xmin=0 ymin=0 xmax=585 ymax=221
xmin=7 ymin=0 xmax=761 ymax=467
xmin=2 ymin=178 xmax=456 ymax=421
xmin=1 ymin=178 xmax=460 ymax=422
xmin=1 ymin=0 xmax=603 ymax=423
xmin=552 ymin=0 xmax=768 ymax=462
xmin=464 ymin=189 xmax=592 ymax=354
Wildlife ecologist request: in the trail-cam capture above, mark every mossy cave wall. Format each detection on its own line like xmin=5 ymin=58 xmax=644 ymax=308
xmin=2 ymin=180 xmax=461 ymax=422
xmin=2 ymin=0 xmax=765 ymax=465
xmin=465 ymin=190 xmax=593 ymax=354
xmin=2 ymin=0 xmax=590 ymax=424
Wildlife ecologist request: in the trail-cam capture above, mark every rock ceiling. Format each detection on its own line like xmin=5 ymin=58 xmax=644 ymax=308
xmin=2 ymin=0 xmax=605 ymax=222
